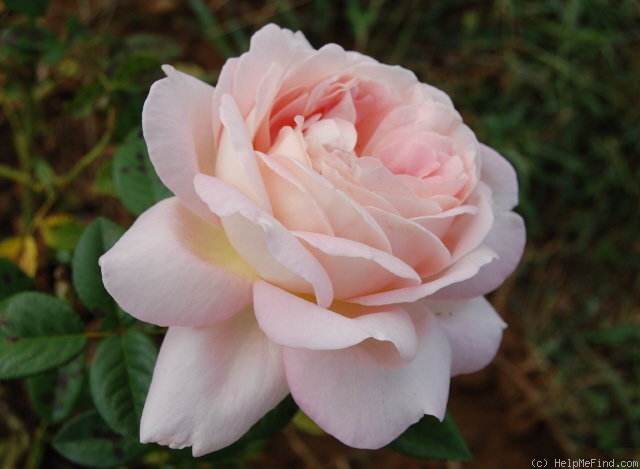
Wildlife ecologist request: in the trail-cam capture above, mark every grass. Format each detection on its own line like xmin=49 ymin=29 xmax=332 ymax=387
xmin=1 ymin=0 xmax=639 ymax=463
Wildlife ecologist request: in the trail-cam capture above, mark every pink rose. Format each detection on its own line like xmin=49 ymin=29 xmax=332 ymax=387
xmin=100 ymin=24 xmax=525 ymax=455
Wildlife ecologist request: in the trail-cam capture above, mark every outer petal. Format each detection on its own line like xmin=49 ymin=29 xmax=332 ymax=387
xmin=253 ymin=280 xmax=417 ymax=360
xmin=194 ymin=174 xmax=333 ymax=307
xmin=99 ymin=197 xmax=255 ymax=327
xmin=421 ymin=297 xmax=506 ymax=375
xmin=432 ymin=210 xmax=525 ymax=299
xmin=432 ymin=145 xmax=525 ymax=299
xmin=212 ymin=24 xmax=313 ymax=127
xmin=284 ymin=310 xmax=451 ymax=449
xmin=140 ymin=311 xmax=289 ymax=456
xmin=478 ymin=144 xmax=519 ymax=211
xmin=142 ymin=65 xmax=216 ymax=220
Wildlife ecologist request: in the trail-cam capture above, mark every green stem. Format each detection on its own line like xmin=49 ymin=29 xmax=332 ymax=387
xmin=1 ymin=95 xmax=37 ymax=227
xmin=0 ymin=164 xmax=33 ymax=186
xmin=57 ymin=107 xmax=116 ymax=187
xmin=25 ymin=421 xmax=48 ymax=469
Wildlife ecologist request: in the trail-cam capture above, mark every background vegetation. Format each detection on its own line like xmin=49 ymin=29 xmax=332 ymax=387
xmin=1 ymin=0 xmax=638 ymax=467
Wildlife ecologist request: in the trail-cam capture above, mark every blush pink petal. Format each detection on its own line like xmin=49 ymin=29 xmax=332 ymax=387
xmin=142 ymin=65 xmax=216 ymax=220
xmin=351 ymin=245 xmax=497 ymax=306
xmin=215 ymin=24 xmax=312 ymax=123
xmin=441 ymin=183 xmax=494 ymax=262
xmin=366 ymin=207 xmax=451 ymax=277
xmin=194 ymin=173 xmax=333 ymax=307
xmin=432 ymin=209 xmax=525 ymax=299
xmin=140 ymin=311 xmax=289 ymax=456
xmin=478 ymin=144 xmax=520 ymax=211
xmin=432 ymin=146 xmax=526 ymax=299
xmin=421 ymin=297 xmax=507 ymax=375
xmin=215 ymin=94 xmax=270 ymax=210
xmin=268 ymin=153 xmax=392 ymax=252
xmin=253 ymin=280 xmax=417 ymax=360
xmin=293 ymin=231 xmax=420 ymax=299
xmin=283 ymin=310 xmax=451 ymax=449
xmin=99 ymin=197 xmax=255 ymax=327
xmin=257 ymin=150 xmax=333 ymax=234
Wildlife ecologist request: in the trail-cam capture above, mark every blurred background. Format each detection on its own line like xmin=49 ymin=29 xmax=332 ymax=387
xmin=1 ymin=0 xmax=638 ymax=467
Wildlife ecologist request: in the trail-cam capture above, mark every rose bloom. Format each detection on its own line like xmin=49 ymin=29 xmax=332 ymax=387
xmin=100 ymin=24 xmax=525 ymax=456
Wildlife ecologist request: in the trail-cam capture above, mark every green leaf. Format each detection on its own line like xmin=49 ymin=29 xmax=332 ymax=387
xmin=0 ymin=292 xmax=86 ymax=380
xmin=72 ymin=218 xmax=124 ymax=314
xmin=113 ymin=134 xmax=172 ymax=215
xmin=93 ymin=159 xmax=117 ymax=196
xmin=90 ymin=329 xmax=158 ymax=437
xmin=40 ymin=214 xmax=85 ymax=252
xmin=52 ymin=410 xmax=148 ymax=468
xmin=0 ymin=257 xmax=34 ymax=301
xmin=27 ymin=354 xmax=85 ymax=423
xmin=389 ymin=412 xmax=472 ymax=461
xmin=4 ymin=0 xmax=49 ymax=18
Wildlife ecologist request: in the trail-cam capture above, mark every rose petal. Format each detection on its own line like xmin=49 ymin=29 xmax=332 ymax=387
xmin=212 ymin=24 xmax=313 ymax=132
xmin=351 ymin=245 xmax=497 ymax=306
xmin=283 ymin=310 xmax=451 ymax=449
xmin=254 ymin=280 xmax=417 ymax=360
xmin=142 ymin=65 xmax=216 ymax=220
xmin=432 ymin=210 xmax=525 ymax=299
xmin=257 ymin=147 xmax=333 ymax=234
xmin=99 ymin=197 xmax=255 ymax=327
xmin=215 ymin=94 xmax=271 ymax=210
xmin=294 ymin=231 xmax=420 ymax=299
xmin=478 ymin=144 xmax=519 ymax=211
xmin=421 ymin=297 xmax=506 ymax=375
xmin=140 ymin=311 xmax=289 ymax=456
xmin=441 ymin=183 xmax=494 ymax=262
xmin=432 ymin=146 xmax=525 ymax=298
xmin=194 ymin=174 xmax=333 ymax=307
xmin=268 ymin=153 xmax=392 ymax=252
xmin=366 ymin=207 xmax=451 ymax=277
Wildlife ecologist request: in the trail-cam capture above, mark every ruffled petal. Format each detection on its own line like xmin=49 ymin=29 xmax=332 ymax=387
xmin=142 ymin=65 xmax=216 ymax=220
xmin=99 ymin=197 xmax=255 ymax=327
xmin=268 ymin=153 xmax=392 ymax=252
xmin=257 ymin=148 xmax=333 ymax=234
xmin=294 ymin=231 xmax=420 ymax=299
xmin=194 ymin=174 xmax=333 ymax=307
xmin=213 ymin=24 xmax=313 ymax=124
xmin=215 ymin=94 xmax=270 ymax=210
xmin=253 ymin=280 xmax=417 ymax=360
xmin=351 ymin=245 xmax=497 ymax=306
xmin=432 ymin=145 xmax=525 ymax=298
xmin=440 ymin=183 xmax=494 ymax=262
xmin=422 ymin=297 xmax=507 ymax=375
xmin=432 ymin=210 xmax=525 ymax=299
xmin=366 ymin=207 xmax=451 ymax=277
xmin=140 ymin=311 xmax=289 ymax=457
xmin=478 ymin=144 xmax=519 ymax=211
xmin=283 ymin=310 xmax=451 ymax=449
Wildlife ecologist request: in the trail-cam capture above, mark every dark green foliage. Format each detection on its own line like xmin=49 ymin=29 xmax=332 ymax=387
xmin=0 ymin=258 xmax=33 ymax=301
xmin=89 ymin=329 xmax=158 ymax=438
xmin=0 ymin=292 xmax=86 ymax=379
xmin=390 ymin=413 xmax=472 ymax=461
xmin=52 ymin=411 xmax=149 ymax=468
